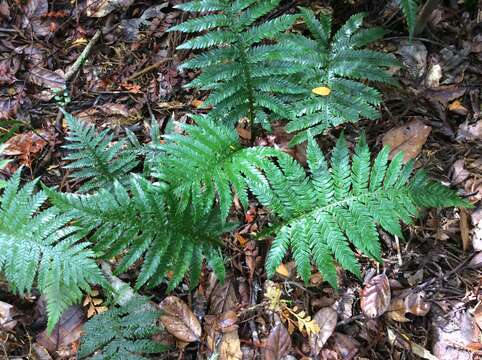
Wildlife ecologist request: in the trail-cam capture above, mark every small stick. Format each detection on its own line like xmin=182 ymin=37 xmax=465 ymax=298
xmin=394 ymin=235 xmax=403 ymax=266
xmin=65 ymin=29 xmax=102 ymax=81
xmin=125 ymin=58 xmax=174 ymax=82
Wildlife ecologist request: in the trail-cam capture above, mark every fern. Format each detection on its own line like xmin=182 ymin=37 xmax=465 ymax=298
xmin=63 ymin=112 xmax=138 ymax=192
xmin=0 ymin=171 xmax=103 ymax=333
xmin=170 ymin=0 xmax=304 ymax=129
xmin=158 ymin=114 xmax=277 ymax=220
xmin=397 ymin=0 xmax=418 ymax=38
xmin=252 ymin=133 xmax=469 ymax=287
xmin=47 ymin=175 xmax=232 ymax=291
xmin=78 ymin=296 xmax=167 ymax=359
xmin=281 ymin=9 xmax=399 ymax=145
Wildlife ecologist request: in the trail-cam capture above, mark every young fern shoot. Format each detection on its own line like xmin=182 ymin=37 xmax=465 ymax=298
xmin=170 ymin=0 xmax=304 ymax=130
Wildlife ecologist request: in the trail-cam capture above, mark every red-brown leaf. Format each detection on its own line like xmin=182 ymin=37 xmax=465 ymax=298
xmin=159 ymin=296 xmax=202 ymax=343
xmin=360 ymin=274 xmax=391 ymax=318
xmin=309 ymin=307 xmax=337 ymax=356
xmin=264 ymin=323 xmax=291 ymax=360
xmin=28 ymin=67 xmax=66 ymax=90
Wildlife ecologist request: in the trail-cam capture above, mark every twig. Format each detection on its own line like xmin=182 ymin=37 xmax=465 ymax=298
xmin=125 ymin=58 xmax=174 ymax=82
xmin=64 ymin=29 xmax=102 ymax=82
xmin=394 ymin=235 xmax=403 ymax=266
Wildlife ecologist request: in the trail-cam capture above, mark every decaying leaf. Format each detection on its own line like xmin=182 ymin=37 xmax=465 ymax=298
xmin=1 ymin=130 xmax=51 ymax=168
xmin=159 ymin=296 xmax=202 ymax=343
xmin=0 ymin=301 xmax=17 ymax=330
xmin=457 ymin=120 xmax=482 ymax=141
xmin=382 ymin=118 xmax=432 ymax=162
xmin=386 ymin=297 xmax=410 ymax=322
xmin=82 ymin=290 xmax=108 ymax=318
xmin=264 ymin=323 xmax=291 ymax=360
xmin=388 ymin=327 xmax=438 ymax=360
xmin=36 ymin=305 xmax=84 ymax=354
xmin=87 ymin=0 xmax=134 ymax=17
xmin=309 ymin=307 xmax=337 ymax=356
xmin=219 ymin=330 xmax=242 ymax=360
xmin=331 ymin=332 xmax=360 ymax=360
xmin=28 ymin=67 xmax=66 ymax=90
xmin=360 ymin=274 xmax=391 ymax=318
xmin=209 ymin=277 xmax=238 ymax=314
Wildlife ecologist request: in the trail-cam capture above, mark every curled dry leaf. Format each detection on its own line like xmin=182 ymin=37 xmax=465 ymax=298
xmin=264 ymin=323 xmax=291 ymax=360
xmin=405 ymin=292 xmax=431 ymax=316
xmin=2 ymin=130 xmax=51 ymax=167
xmin=0 ymin=301 xmax=17 ymax=330
xmin=386 ymin=298 xmax=410 ymax=322
xmin=382 ymin=117 xmax=432 ymax=163
xmin=309 ymin=307 xmax=337 ymax=356
xmin=360 ymin=274 xmax=391 ymax=318
xmin=159 ymin=296 xmax=202 ymax=343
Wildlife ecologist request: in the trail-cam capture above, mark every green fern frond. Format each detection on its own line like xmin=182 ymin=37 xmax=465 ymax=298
xmin=158 ymin=114 xmax=278 ymax=221
xmin=0 ymin=144 xmax=9 ymax=189
xmin=397 ymin=0 xmax=418 ymax=38
xmin=63 ymin=112 xmax=138 ymax=192
xmin=171 ymin=0 xmax=303 ymax=127
xmin=0 ymin=171 xmax=103 ymax=333
xmin=78 ymin=296 xmax=167 ymax=359
xmin=255 ymin=134 xmax=470 ymax=287
xmin=47 ymin=174 xmax=233 ymax=291
xmin=282 ymin=9 xmax=399 ymax=145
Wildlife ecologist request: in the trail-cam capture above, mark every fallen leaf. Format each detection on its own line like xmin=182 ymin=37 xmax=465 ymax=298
xmin=36 ymin=305 xmax=84 ymax=353
xmin=159 ymin=296 xmax=201 ymax=343
xmin=472 ymin=303 xmax=482 ymax=331
xmin=460 ymin=208 xmax=471 ymax=251
xmin=457 ymin=120 xmax=482 ymax=141
xmin=219 ymin=330 xmax=242 ymax=360
xmin=312 ymin=86 xmax=331 ymax=96
xmin=404 ymin=292 xmax=431 ymax=316
xmin=386 ymin=297 xmax=410 ymax=322
xmin=264 ymin=323 xmax=291 ymax=360
xmin=209 ymin=277 xmax=238 ymax=314
xmin=398 ymin=41 xmax=427 ymax=80
xmin=448 ymin=100 xmax=469 ymax=115
xmin=468 ymin=252 xmax=482 ymax=268
xmin=388 ymin=327 xmax=438 ymax=360
xmin=1 ymin=130 xmax=51 ymax=168
xmin=0 ymin=301 xmax=17 ymax=330
xmin=331 ymin=332 xmax=360 ymax=360
xmin=382 ymin=117 xmax=432 ymax=162
xmin=424 ymin=85 xmax=466 ymax=107
xmin=309 ymin=307 xmax=337 ymax=356
xmin=192 ymin=99 xmax=204 ymax=108
xmin=0 ymin=96 xmax=20 ymax=120
xmin=275 ymin=263 xmax=290 ymax=277
xmin=425 ymin=63 xmax=442 ymax=88
xmin=28 ymin=67 xmax=66 ymax=90
xmin=360 ymin=274 xmax=391 ymax=318
xmin=87 ymin=0 xmax=135 ymax=17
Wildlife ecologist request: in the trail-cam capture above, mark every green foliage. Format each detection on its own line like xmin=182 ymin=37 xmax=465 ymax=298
xmin=397 ymin=0 xmax=418 ymax=37
xmin=63 ymin=112 xmax=138 ymax=192
xmin=158 ymin=114 xmax=277 ymax=221
xmin=170 ymin=0 xmax=304 ymax=128
xmin=0 ymin=144 xmax=10 ymax=189
xmin=48 ymin=174 xmax=231 ymax=291
xmin=78 ymin=296 xmax=167 ymax=360
xmin=282 ymin=8 xmax=399 ymax=145
xmin=253 ymin=134 xmax=469 ymax=287
xmin=0 ymin=171 xmax=103 ymax=333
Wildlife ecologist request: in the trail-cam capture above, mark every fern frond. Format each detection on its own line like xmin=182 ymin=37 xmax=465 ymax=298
xmin=0 ymin=171 xmax=103 ymax=333
xmin=282 ymin=9 xmax=399 ymax=145
xmin=158 ymin=114 xmax=278 ymax=220
xmin=47 ymin=174 xmax=233 ymax=291
xmin=63 ymin=112 xmax=138 ymax=192
xmin=397 ymin=0 xmax=418 ymax=38
xmin=78 ymin=296 xmax=167 ymax=359
xmin=257 ymin=134 xmax=469 ymax=286
xmin=171 ymin=0 xmax=302 ymax=126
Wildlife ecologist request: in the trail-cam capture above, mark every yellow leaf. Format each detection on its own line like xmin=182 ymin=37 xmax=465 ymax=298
xmin=276 ymin=263 xmax=290 ymax=277
xmin=312 ymin=86 xmax=331 ymax=96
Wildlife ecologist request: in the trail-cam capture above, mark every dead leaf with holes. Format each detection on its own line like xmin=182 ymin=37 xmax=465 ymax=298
xmin=360 ymin=274 xmax=391 ymax=318
xmin=28 ymin=67 xmax=66 ymax=90
xmin=159 ymin=296 xmax=202 ymax=343
xmin=309 ymin=307 xmax=337 ymax=356
xmin=382 ymin=117 xmax=431 ymax=162
xmin=264 ymin=323 xmax=291 ymax=360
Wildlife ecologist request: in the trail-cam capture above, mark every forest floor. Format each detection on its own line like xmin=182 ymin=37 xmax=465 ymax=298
xmin=0 ymin=0 xmax=481 ymax=359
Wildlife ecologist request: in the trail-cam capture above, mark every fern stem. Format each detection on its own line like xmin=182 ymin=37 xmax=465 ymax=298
xmin=237 ymin=43 xmax=256 ymax=142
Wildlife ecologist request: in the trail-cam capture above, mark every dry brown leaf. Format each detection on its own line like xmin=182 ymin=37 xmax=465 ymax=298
xmin=468 ymin=252 xmax=482 ymax=268
xmin=275 ymin=263 xmax=290 ymax=277
xmin=209 ymin=278 xmax=238 ymax=314
xmin=2 ymin=130 xmax=51 ymax=168
xmin=87 ymin=0 xmax=134 ymax=17
xmin=159 ymin=296 xmax=201 ymax=343
xmin=264 ymin=323 xmax=291 ymax=360
xmin=309 ymin=307 xmax=337 ymax=356
xmin=386 ymin=298 xmax=410 ymax=322
xmin=404 ymin=292 xmax=431 ymax=316
xmin=360 ymin=274 xmax=391 ymax=318
xmin=460 ymin=208 xmax=471 ymax=251
xmin=0 ymin=301 xmax=17 ymax=330
xmin=423 ymin=85 xmax=466 ymax=107
xmin=28 ymin=67 xmax=66 ymax=90
xmin=448 ymin=100 xmax=469 ymax=115
xmin=219 ymin=330 xmax=242 ymax=360
xmin=382 ymin=118 xmax=432 ymax=162
xmin=331 ymin=332 xmax=360 ymax=360
xmin=36 ymin=306 xmax=84 ymax=353
xmin=457 ymin=120 xmax=482 ymax=141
